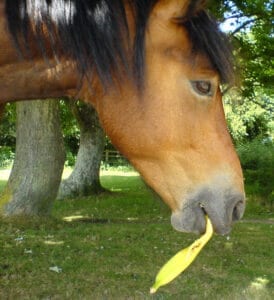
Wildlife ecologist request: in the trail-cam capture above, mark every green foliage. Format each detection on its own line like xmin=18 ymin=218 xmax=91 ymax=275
xmin=237 ymin=139 xmax=274 ymax=207
xmin=0 ymin=146 xmax=14 ymax=168
xmin=230 ymin=1 xmax=273 ymax=97
xmin=224 ymin=89 xmax=273 ymax=143
xmin=59 ymin=100 xmax=80 ymax=165
xmin=64 ymin=151 xmax=76 ymax=167
xmin=0 ymin=103 xmax=16 ymax=149
xmin=210 ymin=0 xmax=273 ymax=95
xmin=0 ymin=104 xmax=16 ymax=167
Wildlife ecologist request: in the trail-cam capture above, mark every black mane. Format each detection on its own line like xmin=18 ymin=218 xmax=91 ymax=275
xmin=179 ymin=10 xmax=233 ymax=83
xmin=5 ymin=0 xmax=233 ymax=88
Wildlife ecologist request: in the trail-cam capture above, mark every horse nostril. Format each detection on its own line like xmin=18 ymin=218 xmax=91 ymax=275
xmin=232 ymin=201 xmax=244 ymax=221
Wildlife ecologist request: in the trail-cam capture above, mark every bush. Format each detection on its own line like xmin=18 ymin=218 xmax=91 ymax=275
xmin=0 ymin=146 xmax=14 ymax=168
xmin=237 ymin=139 xmax=273 ymax=207
xmin=64 ymin=151 xmax=76 ymax=167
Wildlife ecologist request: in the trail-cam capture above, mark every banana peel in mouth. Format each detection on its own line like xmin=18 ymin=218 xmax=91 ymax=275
xmin=150 ymin=215 xmax=213 ymax=294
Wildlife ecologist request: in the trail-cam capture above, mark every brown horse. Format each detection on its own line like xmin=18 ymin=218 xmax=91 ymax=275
xmin=0 ymin=0 xmax=245 ymax=234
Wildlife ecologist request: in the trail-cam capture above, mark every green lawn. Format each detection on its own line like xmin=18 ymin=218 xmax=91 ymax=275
xmin=0 ymin=171 xmax=273 ymax=299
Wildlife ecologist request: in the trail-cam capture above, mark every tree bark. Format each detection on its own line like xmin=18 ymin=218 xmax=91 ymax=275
xmin=57 ymin=101 xmax=105 ymax=199
xmin=0 ymin=100 xmax=65 ymax=216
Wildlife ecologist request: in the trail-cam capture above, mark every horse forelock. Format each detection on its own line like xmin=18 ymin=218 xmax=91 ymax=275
xmin=5 ymin=0 xmax=233 ymax=90
xmin=176 ymin=10 xmax=234 ymax=84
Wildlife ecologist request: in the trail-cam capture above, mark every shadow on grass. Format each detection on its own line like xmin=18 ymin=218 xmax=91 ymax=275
xmin=62 ymin=215 xmax=168 ymax=225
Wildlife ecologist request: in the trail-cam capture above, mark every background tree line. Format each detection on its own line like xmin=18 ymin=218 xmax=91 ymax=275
xmin=0 ymin=0 xmax=273 ymax=215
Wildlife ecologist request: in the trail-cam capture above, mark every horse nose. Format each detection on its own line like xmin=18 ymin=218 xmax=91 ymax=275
xmin=171 ymin=188 xmax=245 ymax=235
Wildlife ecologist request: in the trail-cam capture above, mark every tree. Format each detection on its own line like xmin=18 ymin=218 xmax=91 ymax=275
xmin=0 ymin=100 xmax=65 ymax=216
xmin=57 ymin=100 xmax=105 ymax=199
xmin=210 ymin=0 xmax=273 ymax=96
xmin=209 ymin=0 xmax=273 ymax=142
xmin=224 ymin=89 xmax=273 ymax=143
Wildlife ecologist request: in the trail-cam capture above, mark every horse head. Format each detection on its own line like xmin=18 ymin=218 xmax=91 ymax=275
xmin=88 ymin=0 xmax=245 ymax=234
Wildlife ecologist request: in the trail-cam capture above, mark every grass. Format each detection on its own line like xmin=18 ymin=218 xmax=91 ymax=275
xmin=0 ymin=170 xmax=273 ymax=299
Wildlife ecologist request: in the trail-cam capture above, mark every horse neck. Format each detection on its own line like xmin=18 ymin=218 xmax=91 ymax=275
xmin=0 ymin=3 xmax=78 ymax=104
xmin=0 ymin=58 xmax=78 ymax=104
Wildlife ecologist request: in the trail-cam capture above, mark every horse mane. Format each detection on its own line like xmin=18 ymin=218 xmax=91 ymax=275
xmin=5 ymin=0 xmax=233 ymax=89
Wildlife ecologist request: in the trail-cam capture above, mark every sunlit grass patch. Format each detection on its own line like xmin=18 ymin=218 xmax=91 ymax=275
xmin=0 ymin=171 xmax=273 ymax=298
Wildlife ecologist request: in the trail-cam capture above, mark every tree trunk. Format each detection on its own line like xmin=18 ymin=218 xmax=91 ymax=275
xmin=57 ymin=101 xmax=105 ymax=199
xmin=0 ymin=100 xmax=65 ymax=216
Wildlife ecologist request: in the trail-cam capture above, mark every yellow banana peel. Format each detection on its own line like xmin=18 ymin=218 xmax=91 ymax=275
xmin=150 ymin=216 xmax=213 ymax=294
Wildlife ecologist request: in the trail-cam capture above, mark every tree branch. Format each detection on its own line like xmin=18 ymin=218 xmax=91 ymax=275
xmin=230 ymin=17 xmax=259 ymax=35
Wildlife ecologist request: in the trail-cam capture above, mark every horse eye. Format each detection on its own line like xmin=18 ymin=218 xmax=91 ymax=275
xmin=191 ymin=81 xmax=213 ymax=96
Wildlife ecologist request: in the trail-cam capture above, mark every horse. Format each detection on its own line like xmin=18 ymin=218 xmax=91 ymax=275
xmin=0 ymin=0 xmax=245 ymax=235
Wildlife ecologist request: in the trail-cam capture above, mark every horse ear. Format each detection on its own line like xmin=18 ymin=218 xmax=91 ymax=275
xmin=153 ymin=0 xmax=207 ymax=21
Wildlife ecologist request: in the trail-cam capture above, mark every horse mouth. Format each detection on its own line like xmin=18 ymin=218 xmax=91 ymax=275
xmin=171 ymin=204 xmax=208 ymax=235
xmin=171 ymin=189 xmax=245 ymax=235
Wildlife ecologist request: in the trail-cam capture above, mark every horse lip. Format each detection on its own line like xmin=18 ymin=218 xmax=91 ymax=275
xmin=171 ymin=197 xmax=238 ymax=235
xmin=198 ymin=203 xmax=231 ymax=235
xmin=171 ymin=207 xmax=206 ymax=235
xmin=171 ymin=208 xmax=232 ymax=235
xmin=199 ymin=202 xmax=207 ymax=217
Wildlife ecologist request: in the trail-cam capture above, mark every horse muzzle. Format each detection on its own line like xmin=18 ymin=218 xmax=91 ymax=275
xmin=171 ymin=187 xmax=245 ymax=235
